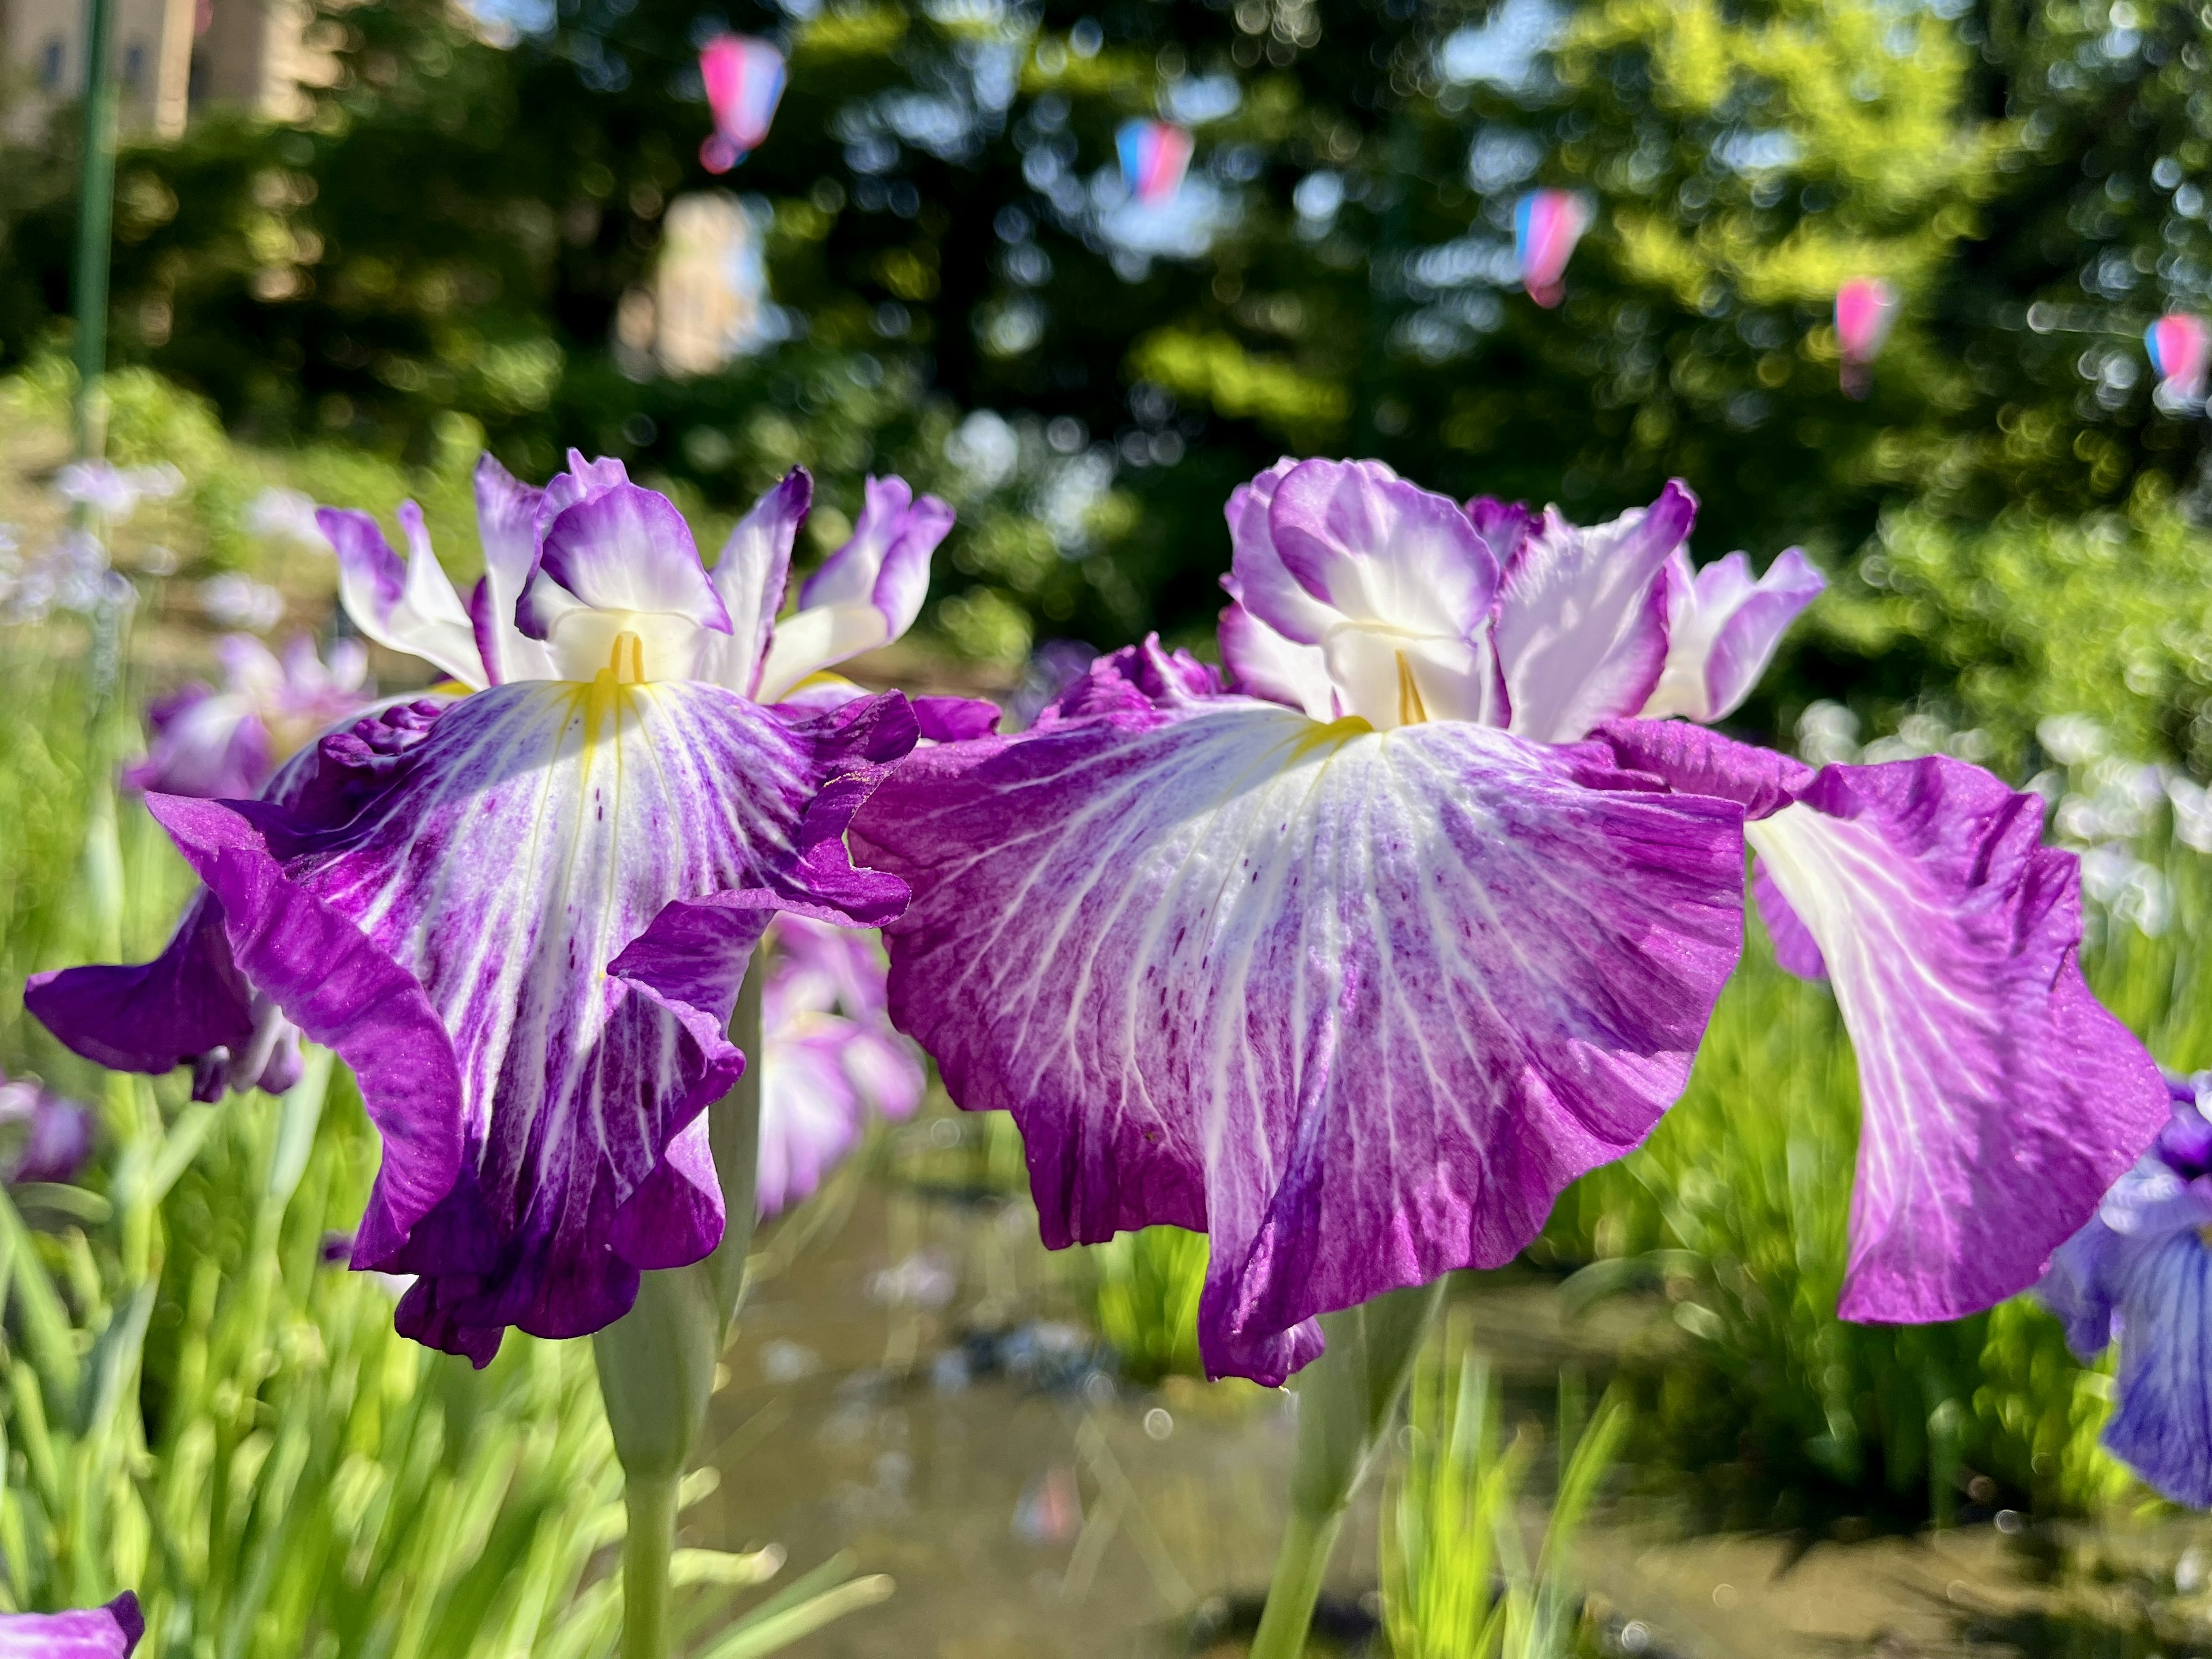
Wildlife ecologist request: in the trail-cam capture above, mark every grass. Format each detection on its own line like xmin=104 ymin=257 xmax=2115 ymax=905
xmin=1380 ymin=1320 xmax=1627 ymax=1659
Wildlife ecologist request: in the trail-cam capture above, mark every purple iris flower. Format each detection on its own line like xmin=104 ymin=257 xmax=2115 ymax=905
xmin=2038 ymin=1071 xmax=2212 ymax=1506
xmin=122 ymin=633 xmax=372 ymax=800
xmin=757 ymin=913 xmax=925 ymax=1217
xmin=0 ymin=1068 xmax=95 ymax=1185
xmin=849 ymin=456 xmax=2169 ymax=1384
xmin=28 ymin=453 xmax=953 ymax=1364
xmin=0 ymin=1594 xmax=143 ymax=1657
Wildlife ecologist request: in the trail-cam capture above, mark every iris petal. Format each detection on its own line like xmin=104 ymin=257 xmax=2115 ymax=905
xmin=1218 ymin=593 xmax=1335 ymax=720
xmin=0 ymin=1594 xmax=143 ymax=1657
xmin=469 ymin=453 xmax=556 ymax=685
xmin=317 ymin=504 xmax=486 ymax=688
xmin=1492 ymin=482 xmax=1692 ymax=743
xmin=853 ymin=698 xmax=1746 ymax=1384
xmin=1744 ymin=758 xmax=2168 ymax=1322
xmin=702 ymin=468 xmax=811 ymax=696
xmin=43 ymin=687 xmax=915 ymax=1362
xmin=2105 ymin=1231 xmax=2212 ymax=1507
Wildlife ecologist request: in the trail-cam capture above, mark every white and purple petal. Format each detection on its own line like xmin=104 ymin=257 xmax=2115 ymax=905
xmin=1266 ymin=458 xmax=1498 ymax=638
xmin=35 ymin=689 xmax=918 ymax=1363
xmin=1599 ymin=717 xmax=2169 ymax=1322
xmin=123 ymin=684 xmax=271 ymax=800
xmin=1226 ymin=459 xmax=1336 ymax=647
xmin=516 ymin=483 xmax=733 ymax=679
xmin=1742 ymin=758 xmax=2168 ymax=1321
xmin=1217 ymin=590 xmax=1335 ymax=721
xmin=1491 ymin=482 xmax=1694 ymax=743
xmin=853 ymin=698 xmax=1746 ymax=1384
xmin=759 ymin=1024 xmax=862 ymax=1217
xmin=756 ymin=476 xmax=955 ymax=702
xmin=1640 ymin=547 xmax=1825 ymax=724
xmin=469 ymin=453 xmax=557 ymax=685
xmin=700 ymin=468 xmax=812 ymax=696
xmin=318 ymin=503 xmax=487 ymax=689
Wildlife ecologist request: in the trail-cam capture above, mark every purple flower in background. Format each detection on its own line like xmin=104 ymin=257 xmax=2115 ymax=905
xmin=757 ymin=914 xmax=925 ymax=1217
xmin=31 ymin=453 xmax=956 ymax=1363
xmin=123 ymin=634 xmax=371 ymax=800
xmin=0 ymin=1593 xmax=143 ymax=1657
xmin=0 ymin=1069 xmax=95 ymax=1185
xmin=851 ymin=456 xmax=2167 ymax=1384
xmin=2038 ymin=1071 xmax=2212 ymax=1506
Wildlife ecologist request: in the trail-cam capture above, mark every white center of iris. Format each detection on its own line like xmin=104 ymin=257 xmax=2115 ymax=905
xmin=548 ymin=609 xmax=703 ymax=684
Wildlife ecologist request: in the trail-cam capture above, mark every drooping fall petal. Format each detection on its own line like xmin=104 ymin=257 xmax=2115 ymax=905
xmin=1601 ymin=717 xmax=2169 ymax=1324
xmin=853 ymin=690 xmax=1747 ymax=1384
xmin=37 ymin=688 xmax=917 ymax=1363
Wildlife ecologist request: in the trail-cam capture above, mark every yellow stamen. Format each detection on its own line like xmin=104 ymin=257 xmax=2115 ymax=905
xmin=608 ymin=631 xmax=646 ymax=685
xmin=1396 ymin=652 xmax=1428 ymax=726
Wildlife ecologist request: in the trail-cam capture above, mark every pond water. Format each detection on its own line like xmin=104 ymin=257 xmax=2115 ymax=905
xmin=695 ymin=1121 xmax=2212 ymax=1659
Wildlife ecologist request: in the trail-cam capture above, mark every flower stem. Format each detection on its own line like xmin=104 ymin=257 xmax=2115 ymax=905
xmin=1247 ymin=1505 xmax=1347 ymax=1659
xmin=1247 ymin=1278 xmax=1447 ymax=1659
xmin=595 ymin=940 xmax=769 ymax=1659
xmin=620 ymin=1472 xmax=679 ymax=1659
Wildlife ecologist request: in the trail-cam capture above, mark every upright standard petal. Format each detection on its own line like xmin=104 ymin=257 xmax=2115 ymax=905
xmin=1226 ymin=459 xmax=1336 ymax=647
xmin=1257 ymin=460 xmax=1505 ymax=728
xmin=853 ymin=698 xmax=1746 ymax=1384
xmin=517 ymin=484 xmax=734 ymax=679
xmin=469 ymin=453 xmax=557 ymax=685
xmin=41 ymin=687 xmax=916 ymax=1362
xmin=1640 ymin=547 xmax=1824 ymax=724
xmin=699 ymin=468 xmax=812 ymax=697
xmin=319 ymin=505 xmax=486 ymax=688
xmin=1491 ymin=482 xmax=1694 ymax=743
xmin=0 ymin=1594 xmax=143 ymax=1658
xmin=1218 ymin=589 xmax=1335 ymax=721
xmin=755 ymin=477 xmax=955 ymax=702
xmin=1741 ymin=757 xmax=2169 ymax=1322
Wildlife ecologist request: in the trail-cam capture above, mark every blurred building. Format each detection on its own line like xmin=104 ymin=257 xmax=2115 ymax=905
xmin=643 ymin=194 xmax=772 ymax=377
xmin=3 ymin=0 xmax=317 ymax=142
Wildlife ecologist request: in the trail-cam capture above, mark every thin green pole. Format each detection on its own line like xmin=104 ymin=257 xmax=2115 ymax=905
xmin=73 ymin=0 xmax=120 ymax=462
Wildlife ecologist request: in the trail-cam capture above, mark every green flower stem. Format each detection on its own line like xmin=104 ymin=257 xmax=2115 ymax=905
xmin=620 ymin=1472 xmax=679 ymax=1659
xmin=1248 ymin=1278 xmax=1447 ymax=1659
xmin=594 ymin=943 xmax=767 ymax=1659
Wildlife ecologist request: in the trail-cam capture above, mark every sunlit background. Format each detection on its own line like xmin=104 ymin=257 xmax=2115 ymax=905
xmin=3 ymin=0 xmax=2212 ymax=1654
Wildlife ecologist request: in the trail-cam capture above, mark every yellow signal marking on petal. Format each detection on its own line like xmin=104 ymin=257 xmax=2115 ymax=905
xmin=1290 ymin=713 xmax=1374 ymax=756
xmin=1396 ymin=652 xmax=1428 ymax=727
xmin=430 ymin=679 xmax=474 ymax=697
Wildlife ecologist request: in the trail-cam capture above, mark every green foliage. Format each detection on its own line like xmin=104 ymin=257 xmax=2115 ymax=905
xmin=5 ymin=0 xmax=2209 ymax=664
xmin=1074 ymin=1225 xmax=1210 ymax=1384
xmin=1814 ymin=490 xmax=2212 ymax=778
xmin=1380 ymin=1327 xmax=1625 ymax=1659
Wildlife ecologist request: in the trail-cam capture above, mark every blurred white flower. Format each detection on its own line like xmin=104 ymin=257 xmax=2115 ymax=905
xmin=245 ymin=487 xmax=331 ymax=550
xmin=198 ymin=574 xmax=286 ymax=632
xmin=2037 ymin=713 xmax=2109 ymax=766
